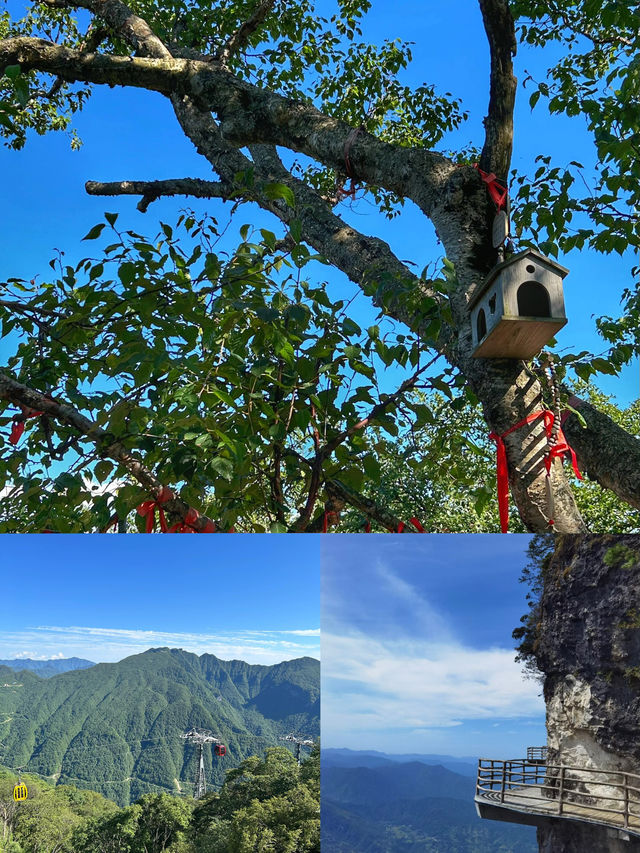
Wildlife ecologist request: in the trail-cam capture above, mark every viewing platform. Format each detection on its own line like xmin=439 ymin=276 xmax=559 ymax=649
xmin=475 ymin=756 xmax=640 ymax=841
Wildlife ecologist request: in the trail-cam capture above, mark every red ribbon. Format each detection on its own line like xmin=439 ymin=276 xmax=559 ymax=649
xmin=169 ymin=506 xmax=201 ymax=534
xmin=322 ymin=511 xmax=339 ymax=533
xmin=474 ymin=164 xmax=508 ymax=210
xmin=9 ymin=407 xmax=43 ymax=445
xmin=489 ymin=410 xmax=582 ymax=533
xmin=137 ymin=486 xmax=174 ymax=533
xmin=336 ymin=179 xmax=358 ymax=200
xmin=395 ymin=518 xmax=426 ymax=533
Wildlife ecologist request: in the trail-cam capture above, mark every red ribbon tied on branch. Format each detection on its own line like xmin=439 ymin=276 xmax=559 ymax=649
xmin=396 ymin=518 xmax=426 ymax=534
xmin=9 ymin=406 xmax=44 ymax=445
xmin=137 ymin=493 xmax=218 ymax=534
xmin=168 ymin=507 xmax=218 ymax=534
xmin=137 ymin=486 xmax=174 ymax=533
xmin=322 ymin=510 xmax=339 ymax=533
xmin=474 ymin=164 xmax=508 ymax=210
xmin=489 ymin=410 xmax=582 ymax=533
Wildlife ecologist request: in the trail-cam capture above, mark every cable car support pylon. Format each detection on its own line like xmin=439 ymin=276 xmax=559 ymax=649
xmin=180 ymin=727 xmax=226 ymax=799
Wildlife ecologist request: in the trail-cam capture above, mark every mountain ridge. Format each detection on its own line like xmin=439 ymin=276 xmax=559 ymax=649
xmin=0 ymin=656 xmax=95 ymax=677
xmin=0 ymin=647 xmax=319 ymax=806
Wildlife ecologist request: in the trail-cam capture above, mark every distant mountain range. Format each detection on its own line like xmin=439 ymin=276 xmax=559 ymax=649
xmin=322 ymin=747 xmax=478 ymax=778
xmin=322 ymin=749 xmax=537 ymax=853
xmin=0 ymin=657 xmax=95 ymax=677
xmin=0 ymin=648 xmax=319 ymax=806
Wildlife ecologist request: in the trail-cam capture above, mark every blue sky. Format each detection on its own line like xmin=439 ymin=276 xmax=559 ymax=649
xmin=0 ymin=0 xmax=637 ymax=404
xmin=322 ymin=534 xmax=546 ymax=758
xmin=0 ymin=535 xmax=320 ymax=663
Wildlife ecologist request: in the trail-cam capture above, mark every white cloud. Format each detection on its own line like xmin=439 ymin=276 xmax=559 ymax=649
xmin=0 ymin=625 xmax=320 ymax=665
xmin=322 ymin=630 xmax=543 ymax=740
xmin=374 ymin=562 xmax=454 ymax=643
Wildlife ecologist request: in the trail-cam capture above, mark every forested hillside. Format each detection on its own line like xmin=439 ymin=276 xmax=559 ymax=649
xmin=0 ymin=745 xmax=320 ymax=853
xmin=322 ymin=759 xmax=536 ymax=853
xmin=0 ymin=658 xmax=94 ymax=678
xmin=0 ymin=649 xmax=319 ymax=805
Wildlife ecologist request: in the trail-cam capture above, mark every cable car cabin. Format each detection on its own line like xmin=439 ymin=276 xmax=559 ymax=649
xmin=13 ymin=783 xmax=28 ymax=802
xmin=214 ymin=744 xmax=226 ymax=757
xmin=470 ymin=249 xmax=568 ymax=359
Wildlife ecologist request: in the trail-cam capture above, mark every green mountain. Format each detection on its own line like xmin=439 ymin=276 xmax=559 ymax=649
xmin=0 ymin=648 xmax=319 ymax=806
xmin=322 ymin=760 xmax=537 ymax=853
xmin=0 ymin=657 xmax=95 ymax=677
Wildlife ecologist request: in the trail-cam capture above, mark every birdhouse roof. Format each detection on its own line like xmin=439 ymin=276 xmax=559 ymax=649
xmin=469 ymin=249 xmax=569 ymax=310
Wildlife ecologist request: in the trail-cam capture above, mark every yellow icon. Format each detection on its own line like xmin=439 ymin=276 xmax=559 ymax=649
xmin=13 ymin=783 xmax=28 ymax=802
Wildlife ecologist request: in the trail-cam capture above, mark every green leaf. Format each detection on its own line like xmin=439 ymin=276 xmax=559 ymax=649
xmin=94 ymin=460 xmax=113 ymax=484
xmin=263 ymin=182 xmax=296 ymax=208
xmin=82 ymin=223 xmax=106 ymax=241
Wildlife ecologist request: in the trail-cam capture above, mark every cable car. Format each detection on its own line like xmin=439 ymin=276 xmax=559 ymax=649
xmin=13 ymin=783 xmax=28 ymax=802
xmin=214 ymin=744 xmax=226 ymax=757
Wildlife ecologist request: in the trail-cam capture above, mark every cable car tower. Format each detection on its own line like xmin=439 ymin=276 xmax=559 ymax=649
xmin=181 ymin=728 xmax=226 ymax=799
xmin=279 ymin=733 xmax=315 ymax=765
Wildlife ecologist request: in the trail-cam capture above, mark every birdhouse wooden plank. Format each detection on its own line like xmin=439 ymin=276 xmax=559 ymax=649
xmin=470 ymin=249 xmax=568 ymax=359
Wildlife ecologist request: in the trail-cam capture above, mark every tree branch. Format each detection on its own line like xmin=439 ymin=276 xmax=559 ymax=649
xmin=563 ymin=395 xmax=640 ymax=511
xmin=217 ymin=0 xmax=277 ymax=64
xmin=324 ymin=479 xmax=414 ymax=533
xmin=85 ymin=177 xmax=232 ymax=211
xmin=478 ymin=0 xmax=517 ymax=181
xmin=0 ymin=36 xmax=455 ymax=218
xmin=0 ymin=374 xmax=221 ymax=531
xmin=318 ymin=360 xmax=435 ymax=461
xmin=42 ymin=0 xmax=171 ymax=59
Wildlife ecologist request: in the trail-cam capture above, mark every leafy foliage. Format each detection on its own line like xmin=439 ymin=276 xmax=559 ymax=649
xmin=192 ymin=746 xmax=319 ymax=853
xmin=511 ymin=0 xmax=640 ymax=368
xmin=0 ymin=746 xmax=319 ymax=853
xmin=0 ymin=210 xmax=454 ymax=532
xmin=336 ymin=384 xmax=639 ymax=533
xmin=0 ymin=649 xmax=319 ymax=807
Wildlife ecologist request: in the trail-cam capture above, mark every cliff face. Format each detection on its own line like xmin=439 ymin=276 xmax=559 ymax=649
xmin=535 ymin=535 xmax=640 ymax=852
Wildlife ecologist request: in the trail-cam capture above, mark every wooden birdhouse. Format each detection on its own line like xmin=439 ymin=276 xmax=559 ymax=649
xmin=470 ymin=249 xmax=568 ymax=359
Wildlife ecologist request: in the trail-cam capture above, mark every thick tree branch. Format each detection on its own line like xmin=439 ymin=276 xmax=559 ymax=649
xmin=247 ymin=144 xmax=448 ymax=333
xmin=0 ymin=374 xmax=221 ymax=531
xmin=563 ymin=396 xmax=640 ymax=511
xmin=0 ymin=37 xmax=455 ymax=218
xmin=478 ymin=0 xmax=517 ymax=181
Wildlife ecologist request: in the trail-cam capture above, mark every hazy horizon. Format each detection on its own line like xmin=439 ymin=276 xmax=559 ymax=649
xmin=0 ymin=537 xmax=320 ymax=665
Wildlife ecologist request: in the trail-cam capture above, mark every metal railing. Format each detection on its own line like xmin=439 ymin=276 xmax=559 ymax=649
xmin=476 ymin=758 xmax=640 ymax=833
xmin=526 ymin=746 xmax=547 ymax=763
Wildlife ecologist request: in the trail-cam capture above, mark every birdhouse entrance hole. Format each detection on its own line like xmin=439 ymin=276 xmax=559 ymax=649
xmin=517 ymin=281 xmax=551 ymax=318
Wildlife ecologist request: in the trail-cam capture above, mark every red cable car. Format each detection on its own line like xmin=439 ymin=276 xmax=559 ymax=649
xmin=214 ymin=744 xmax=226 ymax=757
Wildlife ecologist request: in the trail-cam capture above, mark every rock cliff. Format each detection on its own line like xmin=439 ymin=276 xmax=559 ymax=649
xmin=535 ymin=535 xmax=640 ymax=852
